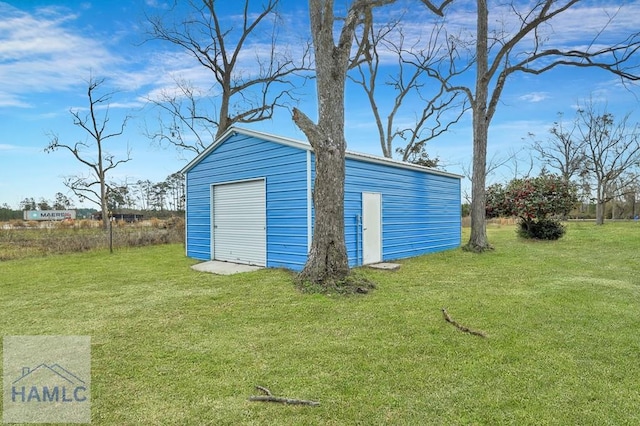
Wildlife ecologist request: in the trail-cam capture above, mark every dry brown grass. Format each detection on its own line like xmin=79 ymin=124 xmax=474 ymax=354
xmin=461 ymin=216 xmax=518 ymax=227
xmin=0 ymin=218 xmax=185 ymax=261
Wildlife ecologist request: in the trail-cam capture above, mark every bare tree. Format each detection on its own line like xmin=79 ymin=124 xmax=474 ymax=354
xmin=608 ymin=176 xmax=637 ymax=220
xmin=429 ymin=0 xmax=640 ymax=251
xmin=459 ymin=148 xmax=526 ymax=204
xmin=621 ymin=177 xmax=640 ymax=219
xmin=146 ymin=0 xmax=310 ymax=154
xmin=45 ymin=78 xmax=131 ymax=229
xmin=576 ymin=102 xmax=640 ymax=225
xmin=292 ymin=0 xmax=453 ymax=288
xmin=144 ymin=78 xmax=215 ymax=155
xmin=291 ymin=0 xmax=395 ymax=287
xmin=350 ymin=16 xmax=467 ymax=165
xmin=531 ymin=113 xmax=587 ymax=184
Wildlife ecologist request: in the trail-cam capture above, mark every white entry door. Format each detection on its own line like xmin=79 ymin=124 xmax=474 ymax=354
xmin=212 ymin=179 xmax=266 ymax=266
xmin=362 ymin=192 xmax=382 ymax=264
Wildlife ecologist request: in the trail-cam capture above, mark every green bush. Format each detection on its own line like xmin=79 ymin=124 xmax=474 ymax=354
xmin=486 ymin=175 xmax=578 ymax=241
xmin=517 ymin=218 xmax=566 ymax=240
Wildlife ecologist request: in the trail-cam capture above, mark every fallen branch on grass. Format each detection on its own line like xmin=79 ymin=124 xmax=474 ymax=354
xmin=442 ymin=308 xmax=487 ymax=338
xmin=249 ymin=386 xmax=320 ymax=407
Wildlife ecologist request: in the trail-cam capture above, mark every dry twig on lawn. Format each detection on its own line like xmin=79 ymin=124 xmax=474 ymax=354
xmin=442 ymin=308 xmax=487 ymax=338
xmin=249 ymin=386 xmax=320 ymax=407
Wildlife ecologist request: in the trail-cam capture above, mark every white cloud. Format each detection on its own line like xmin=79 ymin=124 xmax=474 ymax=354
xmin=0 ymin=92 xmax=30 ymax=108
xmin=0 ymin=142 xmax=40 ymax=154
xmin=0 ymin=3 xmax=123 ymax=106
xmin=519 ymin=92 xmax=550 ymax=103
xmin=144 ymin=0 xmax=170 ymax=9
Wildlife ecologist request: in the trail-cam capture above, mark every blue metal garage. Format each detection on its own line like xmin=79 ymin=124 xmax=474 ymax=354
xmin=181 ymin=127 xmax=462 ymax=270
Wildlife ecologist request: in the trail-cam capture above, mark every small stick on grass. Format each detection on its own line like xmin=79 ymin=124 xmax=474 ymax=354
xmin=249 ymin=386 xmax=320 ymax=407
xmin=442 ymin=308 xmax=487 ymax=338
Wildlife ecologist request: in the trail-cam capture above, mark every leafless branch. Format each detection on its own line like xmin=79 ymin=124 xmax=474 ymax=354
xmin=419 ymin=0 xmax=454 ymax=17
xmin=576 ymin=99 xmax=640 ymax=223
xmin=44 ymin=77 xmax=131 ymax=229
xmin=145 ymin=0 xmax=312 ymax=153
xmin=350 ymin=11 xmax=468 ymax=162
xmin=530 ymin=113 xmax=587 ymax=182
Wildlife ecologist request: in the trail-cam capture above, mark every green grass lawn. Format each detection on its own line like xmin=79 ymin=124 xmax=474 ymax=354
xmin=2 ymin=222 xmax=640 ymax=425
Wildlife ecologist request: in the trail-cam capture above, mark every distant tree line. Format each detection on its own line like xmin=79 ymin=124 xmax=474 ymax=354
xmin=483 ymin=101 xmax=640 ymax=226
xmin=533 ymin=103 xmax=640 ymax=224
xmin=0 ymin=204 xmax=22 ymax=221
xmin=18 ymin=192 xmax=75 ymax=211
xmin=106 ymin=172 xmax=185 ymax=213
xmin=9 ymin=172 xmax=185 ymax=218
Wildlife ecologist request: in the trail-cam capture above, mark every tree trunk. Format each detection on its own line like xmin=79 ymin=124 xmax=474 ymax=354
xmin=467 ymin=108 xmax=491 ymax=250
xmin=465 ymin=0 xmax=493 ymax=251
xmin=100 ymin=194 xmax=109 ymax=229
xmin=291 ymin=0 xmax=363 ymax=286
xmin=217 ymin=79 xmax=231 ymax=139
xmin=293 ymin=83 xmax=350 ymax=285
xmin=611 ymin=199 xmax=616 ymax=220
xmin=595 ymin=183 xmax=605 ymax=225
xmin=297 ymin=121 xmax=349 ymax=284
xmin=595 ymin=201 xmax=605 ymax=225
xmin=99 ymin=165 xmax=109 ymax=230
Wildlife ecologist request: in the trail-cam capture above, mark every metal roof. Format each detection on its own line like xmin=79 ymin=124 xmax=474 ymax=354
xmin=181 ymin=126 xmax=463 ymax=179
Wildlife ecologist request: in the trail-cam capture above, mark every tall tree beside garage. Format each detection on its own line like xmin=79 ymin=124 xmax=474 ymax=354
xmin=430 ymin=0 xmax=640 ymax=252
xmin=292 ymin=0 xmax=394 ymax=287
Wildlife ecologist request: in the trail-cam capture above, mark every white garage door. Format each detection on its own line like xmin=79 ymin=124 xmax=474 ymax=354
xmin=213 ymin=179 xmax=266 ymax=266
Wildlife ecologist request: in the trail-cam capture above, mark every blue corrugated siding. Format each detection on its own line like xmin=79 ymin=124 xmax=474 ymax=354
xmin=186 ymin=130 xmax=461 ymax=271
xmin=185 ymin=133 xmax=309 ymax=269
xmin=343 ymin=157 xmax=461 ymax=266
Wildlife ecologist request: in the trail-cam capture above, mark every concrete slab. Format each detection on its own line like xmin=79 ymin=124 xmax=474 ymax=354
xmin=191 ymin=260 xmax=262 ymax=275
xmin=367 ymin=262 xmax=401 ymax=271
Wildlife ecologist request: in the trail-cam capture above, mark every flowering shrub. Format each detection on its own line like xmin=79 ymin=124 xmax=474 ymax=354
xmin=486 ymin=175 xmax=578 ymax=240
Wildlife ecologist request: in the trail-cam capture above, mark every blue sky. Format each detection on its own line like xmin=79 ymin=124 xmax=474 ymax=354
xmin=1 ymin=0 xmax=639 ymax=208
